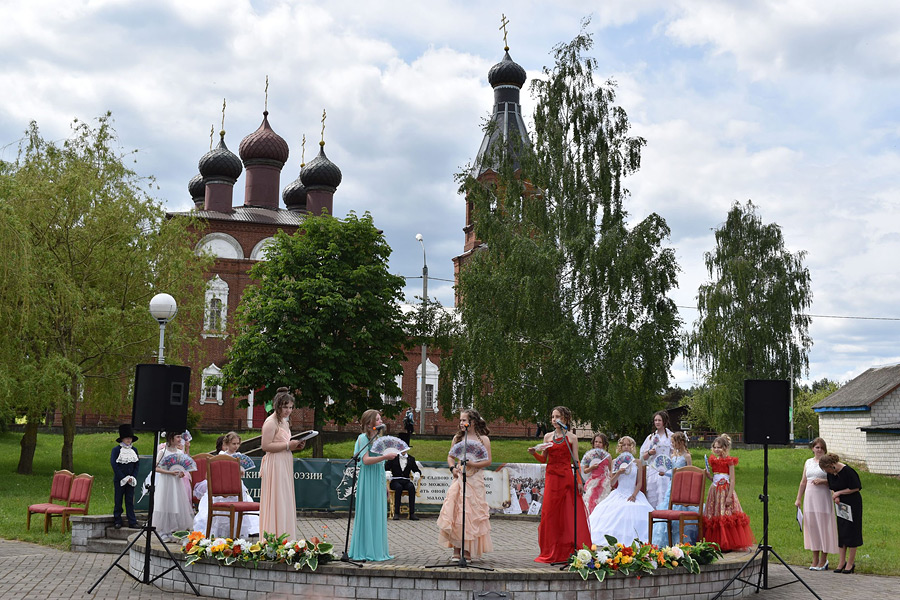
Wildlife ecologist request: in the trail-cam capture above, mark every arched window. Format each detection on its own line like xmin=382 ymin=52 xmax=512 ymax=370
xmin=203 ymin=275 xmax=229 ymax=336
xmin=200 ymin=364 xmax=223 ymax=406
xmin=416 ymin=358 xmax=439 ymax=413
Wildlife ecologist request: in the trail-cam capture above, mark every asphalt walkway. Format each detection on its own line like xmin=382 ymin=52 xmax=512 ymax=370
xmin=0 ymin=515 xmax=896 ymax=599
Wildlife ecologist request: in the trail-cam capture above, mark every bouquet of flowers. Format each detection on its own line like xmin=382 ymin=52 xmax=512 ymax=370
xmin=567 ymin=536 xmax=723 ymax=581
xmin=449 ymin=439 xmax=489 ymax=462
xmin=175 ymin=530 xmax=335 ymax=571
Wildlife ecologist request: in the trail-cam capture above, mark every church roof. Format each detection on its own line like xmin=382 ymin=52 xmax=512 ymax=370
xmin=172 ymin=206 xmax=304 ymax=226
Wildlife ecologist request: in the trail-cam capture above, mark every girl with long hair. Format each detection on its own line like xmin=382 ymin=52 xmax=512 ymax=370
xmin=259 ymin=388 xmax=305 ymax=540
xmin=348 ymin=409 xmax=393 ymax=561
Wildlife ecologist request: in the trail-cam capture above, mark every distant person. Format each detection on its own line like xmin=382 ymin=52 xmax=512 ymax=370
xmin=820 ymin=453 xmax=863 ymax=573
xmin=399 ymin=408 xmax=415 ymax=445
xmin=110 ymin=424 xmax=140 ymax=529
xmin=795 ymin=438 xmax=838 ymax=570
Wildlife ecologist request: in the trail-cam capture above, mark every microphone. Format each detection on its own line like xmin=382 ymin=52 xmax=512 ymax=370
xmin=463 ymin=422 xmax=470 ymax=428
xmin=373 ymin=424 xmax=386 ymax=431
xmin=556 ymin=419 xmax=568 ymax=431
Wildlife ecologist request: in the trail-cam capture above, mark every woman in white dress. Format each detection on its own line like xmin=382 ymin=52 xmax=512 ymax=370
xmin=588 ymin=436 xmax=654 ymax=545
xmin=152 ymin=432 xmax=194 ymax=541
xmin=639 ymin=410 xmax=674 ymax=508
xmin=795 ymin=437 xmax=839 ymax=570
xmin=193 ymin=431 xmax=260 ymax=538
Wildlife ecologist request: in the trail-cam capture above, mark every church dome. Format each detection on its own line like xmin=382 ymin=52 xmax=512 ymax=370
xmin=282 ymin=171 xmax=307 ymax=211
xmin=239 ymin=111 xmax=289 ymax=165
xmin=199 ymin=133 xmax=243 ymax=182
xmin=188 ymin=173 xmax=205 ymax=206
xmin=488 ymin=50 xmax=527 ymax=88
xmin=300 ymin=144 xmax=342 ymax=192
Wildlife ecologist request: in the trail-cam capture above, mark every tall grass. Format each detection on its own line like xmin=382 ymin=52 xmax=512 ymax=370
xmin=1 ymin=432 xmax=896 ymax=574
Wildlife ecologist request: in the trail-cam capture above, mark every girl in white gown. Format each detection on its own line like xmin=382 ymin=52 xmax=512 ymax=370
xmin=588 ymin=436 xmax=654 ymax=545
xmin=639 ymin=410 xmax=674 ymax=509
xmin=153 ymin=432 xmax=194 ymax=541
xmin=193 ymin=431 xmax=260 ymax=538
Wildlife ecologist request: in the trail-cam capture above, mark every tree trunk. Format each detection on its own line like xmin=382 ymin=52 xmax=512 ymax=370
xmin=60 ymin=387 xmax=77 ymax=471
xmin=312 ymin=405 xmax=324 ymax=458
xmin=17 ymin=418 xmax=38 ymax=475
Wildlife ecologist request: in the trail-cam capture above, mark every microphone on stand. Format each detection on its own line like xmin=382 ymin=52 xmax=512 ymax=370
xmin=556 ymin=419 xmax=568 ymax=431
xmin=373 ymin=424 xmax=387 ymax=431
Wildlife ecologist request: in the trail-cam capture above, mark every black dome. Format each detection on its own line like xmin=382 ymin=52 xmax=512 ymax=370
xmin=488 ymin=50 xmax=526 ymax=88
xmin=188 ymin=173 xmax=205 ymax=205
xmin=300 ymin=144 xmax=342 ymax=192
xmin=282 ymin=172 xmax=307 ymax=211
xmin=199 ymin=133 xmax=243 ymax=182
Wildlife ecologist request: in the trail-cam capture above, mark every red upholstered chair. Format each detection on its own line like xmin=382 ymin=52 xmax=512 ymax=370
xmin=648 ymin=465 xmax=706 ymax=546
xmin=45 ymin=473 xmax=94 ymax=533
xmin=191 ymin=453 xmax=212 ymax=508
xmin=206 ymin=455 xmax=259 ymax=539
xmin=26 ymin=470 xmax=74 ymax=532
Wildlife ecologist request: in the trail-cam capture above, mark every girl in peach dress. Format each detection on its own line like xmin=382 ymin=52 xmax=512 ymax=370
xmin=259 ymin=387 xmax=305 ymax=539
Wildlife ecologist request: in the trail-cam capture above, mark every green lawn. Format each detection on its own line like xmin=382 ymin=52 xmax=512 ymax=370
xmin=1 ymin=432 xmax=896 ymax=575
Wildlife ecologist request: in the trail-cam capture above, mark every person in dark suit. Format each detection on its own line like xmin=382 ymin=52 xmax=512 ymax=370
xmin=385 ymin=450 xmax=421 ymax=520
xmin=110 ymin=424 xmax=140 ymax=529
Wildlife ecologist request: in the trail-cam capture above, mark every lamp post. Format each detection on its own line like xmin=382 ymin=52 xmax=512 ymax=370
xmin=149 ymin=293 xmax=178 ymax=364
xmin=416 ymin=233 xmax=427 ymax=436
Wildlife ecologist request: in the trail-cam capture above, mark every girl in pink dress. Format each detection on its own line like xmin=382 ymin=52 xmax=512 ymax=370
xmin=259 ymin=387 xmax=305 ymax=539
xmin=581 ymin=433 xmax=612 ymax=514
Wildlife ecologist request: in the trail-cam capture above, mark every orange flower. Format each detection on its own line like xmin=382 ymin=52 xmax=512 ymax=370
xmin=311 ymin=536 xmax=321 ymax=545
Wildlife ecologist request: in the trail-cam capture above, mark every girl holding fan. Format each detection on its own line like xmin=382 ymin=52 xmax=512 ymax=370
xmin=152 ymin=431 xmax=194 ymax=541
xmin=437 ymin=409 xmax=494 ymax=560
xmin=703 ymin=434 xmax=753 ymax=551
xmin=349 ymin=410 xmax=393 ymax=561
xmin=588 ymin=436 xmax=654 ymax=545
xmin=640 ymin=410 xmax=674 ymax=508
xmin=529 ymin=406 xmax=591 ymax=563
xmin=581 ymin=433 xmax=612 ymax=514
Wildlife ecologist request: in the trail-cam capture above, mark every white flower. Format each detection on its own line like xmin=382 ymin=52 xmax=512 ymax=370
xmin=199 ymin=539 xmax=211 ymax=547
xmin=212 ymin=538 xmax=227 ymax=547
xmin=594 ymin=549 xmax=610 ymax=563
xmin=293 ymin=562 xmax=303 ymax=570
xmin=297 ymin=539 xmax=306 ymax=546
xmin=667 ymin=546 xmax=684 ymax=559
xmin=287 ymin=549 xmax=296 ymax=557
xmin=576 ymin=549 xmax=592 ymax=564
xmin=234 ymin=538 xmax=248 ymax=547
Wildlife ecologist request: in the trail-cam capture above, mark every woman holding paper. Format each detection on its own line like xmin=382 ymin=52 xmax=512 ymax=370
xmin=795 ymin=438 xmax=838 ymax=570
xmin=260 ymin=388 xmax=305 ymax=540
xmin=819 ymin=453 xmax=863 ymax=574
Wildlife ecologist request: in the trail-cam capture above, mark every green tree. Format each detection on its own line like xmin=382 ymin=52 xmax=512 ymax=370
xmin=685 ymin=201 xmax=813 ymax=432
xmin=440 ymin=29 xmax=681 ymax=435
xmin=794 ymin=378 xmax=839 ymax=440
xmin=0 ymin=115 xmax=209 ymax=473
xmin=220 ymin=212 xmax=407 ymax=457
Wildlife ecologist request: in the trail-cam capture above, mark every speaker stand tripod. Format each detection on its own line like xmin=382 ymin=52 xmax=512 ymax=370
xmin=88 ymin=431 xmax=199 ymax=596
xmin=712 ymin=444 xmax=821 ymax=600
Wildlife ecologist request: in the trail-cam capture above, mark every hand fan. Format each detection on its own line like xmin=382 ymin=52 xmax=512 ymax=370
xmin=159 ymin=453 xmax=197 ymax=472
xmin=652 ymin=453 xmax=674 ymax=474
xmin=371 ymin=435 xmax=409 ymax=456
xmin=531 ymin=442 xmax=552 ymax=452
xmin=232 ymin=452 xmax=256 ymax=471
xmin=449 ymin=439 xmax=489 ymax=462
xmin=580 ymin=448 xmax=610 ymax=470
xmin=612 ymin=451 xmax=634 ymax=473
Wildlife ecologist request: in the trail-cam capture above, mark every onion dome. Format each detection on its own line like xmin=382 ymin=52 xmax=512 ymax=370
xmin=300 ymin=143 xmax=342 ymax=192
xmin=488 ymin=50 xmax=526 ymax=88
xmin=282 ymin=170 xmax=307 ymax=212
xmin=239 ymin=111 xmax=289 ymax=166
xmin=188 ymin=173 xmax=205 ymax=208
xmin=199 ymin=132 xmax=242 ymax=183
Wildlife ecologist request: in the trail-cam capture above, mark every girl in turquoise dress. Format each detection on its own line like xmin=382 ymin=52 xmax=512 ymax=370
xmin=349 ymin=409 xmax=394 ymax=561
xmin=652 ymin=431 xmax=698 ymax=546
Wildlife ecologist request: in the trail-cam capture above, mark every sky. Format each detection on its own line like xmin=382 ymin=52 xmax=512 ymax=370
xmin=2 ymin=0 xmax=899 ymax=389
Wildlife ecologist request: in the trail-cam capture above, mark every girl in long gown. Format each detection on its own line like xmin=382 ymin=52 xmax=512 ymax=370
xmin=703 ymin=434 xmax=753 ymax=551
xmin=581 ymin=433 xmax=612 ymax=514
xmin=152 ymin=431 xmax=194 ymax=541
xmin=588 ymin=436 xmax=654 ymax=545
xmin=639 ymin=410 xmax=674 ymax=509
xmin=194 ymin=431 xmax=260 ymax=538
xmin=795 ymin=437 xmax=838 ymax=570
xmin=652 ymin=431 xmax=698 ymax=546
xmin=820 ymin=452 xmax=863 ymax=573
xmin=349 ymin=409 xmax=393 ymax=561
xmin=437 ymin=409 xmax=494 ymax=560
xmin=259 ymin=388 xmax=305 ymax=540
xmin=529 ymin=406 xmax=591 ymax=563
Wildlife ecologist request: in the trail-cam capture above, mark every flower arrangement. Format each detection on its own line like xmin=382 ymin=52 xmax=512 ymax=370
xmin=174 ymin=530 xmax=335 ymax=571
xmin=567 ymin=536 xmax=723 ymax=581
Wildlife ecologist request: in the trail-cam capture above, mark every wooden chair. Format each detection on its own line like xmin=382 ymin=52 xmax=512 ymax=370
xmin=387 ymin=477 xmax=422 ymax=519
xmin=648 ymin=465 xmax=706 ymax=546
xmin=45 ymin=473 xmax=94 ymax=533
xmin=191 ymin=453 xmax=212 ymax=508
xmin=206 ymin=455 xmax=259 ymax=539
xmin=26 ymin=470 xmax=74 ymax=532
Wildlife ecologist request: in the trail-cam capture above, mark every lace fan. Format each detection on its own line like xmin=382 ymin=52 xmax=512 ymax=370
xmin=612 ymin=451 xmax=634 ymax=473
xmin=370 ymin=435 xmax=409 ymax=456
xmin=580 ymin=448 xmax=610 ymax=470
xmin=232 ymin=452 xmax=256 ymax=471
xmin=449 ymin=439 xmax=488 ymax=462
xmin=158 ymin=453 xmax=197 ymax=472
xmin=651 ymin=453 xmax=674 ymax=474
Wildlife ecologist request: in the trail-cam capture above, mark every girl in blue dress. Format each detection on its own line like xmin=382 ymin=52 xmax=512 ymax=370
xmin=349 ymin=409 xmax=394 ymax=561
xmin=652 ymin=431 xmax=698 ymax=546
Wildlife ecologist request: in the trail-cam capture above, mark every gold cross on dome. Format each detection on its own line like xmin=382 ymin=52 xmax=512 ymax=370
xmin=209 ymin=125 xmax=214 ymax=150
xmin=220 ymin=98 xmax=226 ymax=136
xmin=320 ymin=109 xmax=327 ymax=145
xmin=301 ymin=134 xmax=306 ymax=166
xmin=500 ymin=14 xmax=510 ymax=50
xmin=264 ymin=75 xmax=269 ymax=112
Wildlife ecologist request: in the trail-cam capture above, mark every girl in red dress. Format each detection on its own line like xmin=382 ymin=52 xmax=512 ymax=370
xmin=528 ymin=406 xmax=592 ymax=563
xmin=703 ymin=434 xmax=754 ymax=551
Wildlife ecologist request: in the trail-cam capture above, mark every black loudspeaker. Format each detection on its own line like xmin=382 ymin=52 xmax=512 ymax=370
xmin=132 ymin=364 xmax=192 ymax=432
xmin=744 ymin=379 xmax=790 ymax=445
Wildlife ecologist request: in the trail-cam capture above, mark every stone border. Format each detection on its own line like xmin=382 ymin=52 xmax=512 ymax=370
xmin=70 ymin=514 xmax=116 ymax=552
xmin=131 ymin=543 xmax=761 ymax=600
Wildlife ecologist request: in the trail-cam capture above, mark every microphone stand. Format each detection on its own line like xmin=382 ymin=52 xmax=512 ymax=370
xmin=426 ymin=425 xmax=492 ymax=571
xmin=340 ymin=429 xmax=381 ymax=567
xmin=550 ymin=422 xmax=582 ymax=569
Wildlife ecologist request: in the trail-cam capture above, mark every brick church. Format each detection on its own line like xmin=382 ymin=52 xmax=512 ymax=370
xmin=133 ymin=45 xmax=536 ymax=438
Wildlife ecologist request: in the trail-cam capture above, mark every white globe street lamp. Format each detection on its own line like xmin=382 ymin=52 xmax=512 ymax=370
xmin=149 ymin=293 xmax=178 ymax=364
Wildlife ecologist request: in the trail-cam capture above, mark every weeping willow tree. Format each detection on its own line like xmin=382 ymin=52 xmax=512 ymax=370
xmin=440 ymin=27 xmax=681 ymax=435
xmin=684 ymin=200 xmax=812 ymax=432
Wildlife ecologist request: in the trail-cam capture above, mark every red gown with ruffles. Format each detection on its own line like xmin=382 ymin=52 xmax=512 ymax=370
xmin=535 ymin=438 xmax=592 ymax=563
xmin=703 ymin=456 xmax=754 ymax=551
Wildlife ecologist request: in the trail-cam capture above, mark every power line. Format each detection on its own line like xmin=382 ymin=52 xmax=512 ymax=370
xmin=404 ymin=275 xmax=456 ymax=283
xmin=675 ymin=305 xmax=900 ymax=322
